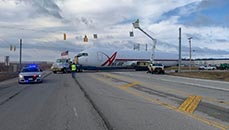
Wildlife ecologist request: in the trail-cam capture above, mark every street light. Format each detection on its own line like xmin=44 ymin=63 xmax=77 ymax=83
xmin=132 ymin=19 xmax=157 ymax=64
xmin=188 ymin=37 xmax=192 ymax=71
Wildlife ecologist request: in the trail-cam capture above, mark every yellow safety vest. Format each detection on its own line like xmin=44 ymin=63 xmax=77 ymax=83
xmin=71 ymin=64 xmax=77 ymax=71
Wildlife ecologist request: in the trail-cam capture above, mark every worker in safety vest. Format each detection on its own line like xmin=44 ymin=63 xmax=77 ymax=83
xmin=71 ymin=63 xmax=77 ymax=78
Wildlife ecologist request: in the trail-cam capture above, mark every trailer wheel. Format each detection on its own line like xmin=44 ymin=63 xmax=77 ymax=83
xmin=62 ymin=68 xmax=67 ymax=73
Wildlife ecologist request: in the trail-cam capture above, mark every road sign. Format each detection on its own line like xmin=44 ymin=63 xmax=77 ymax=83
xmin=130 ymin=31 xmax=134 ymax=37
xmin=93 ymin=34 xmax=98 ymax=39
xmin=84 ymin=35 xmax=88 ymax=42
xmin=64 ymin=33 xmax=67 ymax=40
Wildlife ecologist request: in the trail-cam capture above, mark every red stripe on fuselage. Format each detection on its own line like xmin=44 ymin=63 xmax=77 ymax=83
xmin=115 ymin=59 xmax=178 ymax=61
xmin=101 ymin=52 xmax=117 ymax=66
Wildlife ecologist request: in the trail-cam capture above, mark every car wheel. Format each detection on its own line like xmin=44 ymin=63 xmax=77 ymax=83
xmin=155 ymin=68 xmax=161 ymax=74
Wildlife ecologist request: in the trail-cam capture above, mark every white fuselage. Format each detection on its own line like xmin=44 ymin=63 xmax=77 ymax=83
xmin=76 ymin=48 xmax=178 ymax=68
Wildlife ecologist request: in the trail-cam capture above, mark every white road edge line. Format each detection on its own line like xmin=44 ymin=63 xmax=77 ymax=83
xmin=114 ymin=72 xmax=229 ymax=91
xmin=73 ymin=107 xmax=78 ymax=117
xmin=159 ymin=78 xmax=229 ymax=92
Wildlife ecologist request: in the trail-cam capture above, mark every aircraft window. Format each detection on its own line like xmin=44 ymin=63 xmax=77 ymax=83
xmin=56 ymin=59 xmax=67 ymax=63
xmin=77 ymin=53 xmax=83 ymax=57
xmin=83 ymin=53 xmax=88 ymax=56
xmin=77 ymin=53 xmax=88 ymax=57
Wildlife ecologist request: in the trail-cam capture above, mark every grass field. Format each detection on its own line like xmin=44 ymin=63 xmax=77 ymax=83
xmin=169 ymin=71 xmax=229 ymax=82
xmin=0 ymin=73 xmax=18 ymax=82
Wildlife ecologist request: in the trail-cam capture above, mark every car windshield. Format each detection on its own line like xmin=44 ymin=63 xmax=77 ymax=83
xmin=21 ymin=67 xmax=40 ymax=72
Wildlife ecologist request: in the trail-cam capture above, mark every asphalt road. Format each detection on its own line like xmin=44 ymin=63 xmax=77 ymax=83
xmin=0 ymin=71 xmax=228 ymax=130
xmin=0 ymin=72 xmax=107 ymax=130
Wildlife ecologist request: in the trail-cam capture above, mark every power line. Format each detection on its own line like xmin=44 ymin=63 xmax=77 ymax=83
xmin=0 ymin=37 xmax=12 ymax=45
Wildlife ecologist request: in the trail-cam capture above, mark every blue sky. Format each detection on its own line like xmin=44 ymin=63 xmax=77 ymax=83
xmin=179 ymin=1 xmax=229 ymax=27
xmin=0 ymin=0 xmax=229 ymax=62
xmin=157 ymin=0 xmax=229 ymax=27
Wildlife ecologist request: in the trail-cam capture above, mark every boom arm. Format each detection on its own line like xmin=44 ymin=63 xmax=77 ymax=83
xmin=135 ymin=27 xmax=157 ymax=64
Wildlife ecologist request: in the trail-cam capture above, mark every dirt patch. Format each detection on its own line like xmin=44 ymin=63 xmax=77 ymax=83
xmin=169 ymin=71 xmax=229 ymax=82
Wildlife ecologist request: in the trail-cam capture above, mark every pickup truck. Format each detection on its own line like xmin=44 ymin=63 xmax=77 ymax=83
xmin=51 ymin=58 xmax=71 ymax=73
xmin=198 ymin=65 xmax=216 ymax=70
xmin=148 ymin=63 xmax=165 ymax=74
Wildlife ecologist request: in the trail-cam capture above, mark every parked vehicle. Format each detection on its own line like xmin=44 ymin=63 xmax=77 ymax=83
xmin=135 ymin=61 xmax=150 ymax=71
xmin=217 ymin=63 xmax=229 ymax=70
xmin=51 ymin=58 xmax=71 ymax=73
xmin=198 ymin=65 xmax=216 ymax=70
xmin=148 ymin=63 xmax=165 ymax=74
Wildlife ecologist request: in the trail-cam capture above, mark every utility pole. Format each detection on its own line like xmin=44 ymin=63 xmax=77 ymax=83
xmin=188 ymin=37 xmax=192 ymax=71
xmin=19 ymin=39 xmax=22 ymax=71
xmin=178 ymin=28 xmax=181 ymax=72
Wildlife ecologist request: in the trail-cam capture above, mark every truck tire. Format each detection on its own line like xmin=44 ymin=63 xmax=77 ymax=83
xmin=62 ymin=68 xmax=67 ymax=73
xmin=151 ymin=69 xmax=154 ymax=74
xmin=155 ymin=68 xmax=161 ymax=74
xmin=53 ymin=71 xmax=57 ymax=74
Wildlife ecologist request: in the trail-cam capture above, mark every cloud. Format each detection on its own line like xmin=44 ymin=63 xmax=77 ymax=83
xmin=1 ymin=0 xmax=229 ymax=62
xmin=0 ymin=0 xmax=63 ymax=19
xmin=182 ymin=46 xmax=229 ymax=58
xmin=159 ymin=0 xmax=229 ymax=27
xmin=197 ymin=0 xmax=227 ymax=10
xmin=215 ymin=39 xmax=229 ymax=43
xmin=19 ymin=0 xmax=62 ymax=18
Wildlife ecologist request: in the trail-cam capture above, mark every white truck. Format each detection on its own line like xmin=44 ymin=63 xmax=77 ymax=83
xmin=51 ymin=58 xmax=71 ymax=73
xmin=198 ymin=65 xmax=216 ymax=70
xmin=148 ymin=63 xmax=165 ymax=74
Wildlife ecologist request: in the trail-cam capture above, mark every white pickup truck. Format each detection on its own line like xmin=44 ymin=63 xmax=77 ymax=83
xmin=148 ymin=63 xmax=165 ymax=74
xmin=199 ymin=65 xmax=216 ymax=70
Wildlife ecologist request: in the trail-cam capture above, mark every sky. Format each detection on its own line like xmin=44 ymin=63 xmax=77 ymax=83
xmin=0 ymin=0 xmax=229 ymax=62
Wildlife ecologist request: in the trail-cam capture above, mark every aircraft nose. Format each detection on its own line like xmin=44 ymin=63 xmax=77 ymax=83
xmin=77 ymin=57 xmax=82 ymax=64
xmin=77 ymin=57 xmax=87 ymax=65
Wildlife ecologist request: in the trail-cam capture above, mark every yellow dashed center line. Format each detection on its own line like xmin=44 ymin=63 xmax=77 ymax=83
xmin=179 ymin=95 xmax=196 ymax=111
xmin=91 ymin=73 xmax=228 ymax=130
xmin=102 ymin=73 xmax=229 ymax=105
xmin=119 ymin=82 xmax=139 ymax=89
xmin=178 ymin=95 xmax=202 ymax=113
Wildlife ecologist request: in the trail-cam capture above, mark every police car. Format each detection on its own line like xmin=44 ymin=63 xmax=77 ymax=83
xmin=18 ymin=65 xmax=43 ymax=84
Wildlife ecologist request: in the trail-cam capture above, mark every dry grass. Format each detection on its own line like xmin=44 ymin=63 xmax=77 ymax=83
xmin=165 ymin=66 xmax=199 ymax=70
xmin=169 ymin=71 xmax=229 ymax=82
xmin=0 ymin=74 xmax=17 ymax=82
